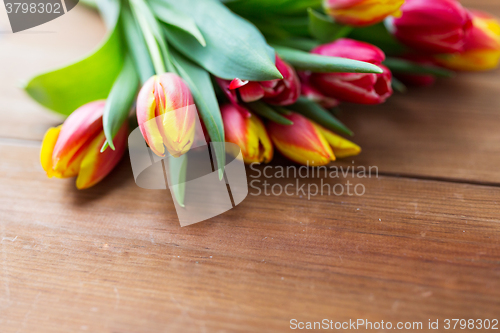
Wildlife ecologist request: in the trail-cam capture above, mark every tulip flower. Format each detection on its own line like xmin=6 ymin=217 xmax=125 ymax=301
xmin=437 ymin=10 xmax=500 ymax=71
xmin=40 ymin=101 xmax=128 ymax=190
xmin=218 ymin=55 xmax=301 ymax=109
xmin=137 ymin=73 xmax=195 ymax=158
xmin=267 ymin=113 xmax=361 ymax=166
xmin=299 ymin=72 xmax=340 ymax=109
xmin=221 ymin=104 xmax=273 ymax=164
xmin=325 ymin=0 xmax=405 ymax=27
xmin=306 ymin=38 xmax=393 ymax=105
xmin=386 ymin=0 xmax=473 ymax=54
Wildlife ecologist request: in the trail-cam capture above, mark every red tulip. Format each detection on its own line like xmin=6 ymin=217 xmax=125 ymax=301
xmin=136 ymin=73 xmax=195 ymax=158
xmin=437 ymin=10 xmax=500 ymax=71
xmin=386 ymin=0 xmax=473 ymax=54
xmin=307 ymin=38 xmax=393 ymax=105
xmin=324 ymin=0 xmax=405 ymax=27
xmin=40 ymin=101 xmax=128 ymax=189
xmin=221 ymin=104 xmax=273 ymax=164
xmin=217 ymin=55 xmax=301 ymax=110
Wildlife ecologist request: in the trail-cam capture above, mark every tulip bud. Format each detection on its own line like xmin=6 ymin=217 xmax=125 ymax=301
xmin=221 ymin=104 xmax=273 ymax=164
xmin=386 ymin=0 xmax=473 ymax=54
xmin=437 ymin=10 xmax=500 ymax=71
xmin=136 ymin=73 xmax=195 ymax=158
xmin=267 ymin=113 xmax=360 ymax=166
xmin=40 ymin=101 xmax=128 ymax=190
xmin=222 ymin=55 xmax=301 ymax=107
xmin=325 ymin=0 xmax=405 ymax=27
xmin=307 ymin=39 xmax=393 ymax=105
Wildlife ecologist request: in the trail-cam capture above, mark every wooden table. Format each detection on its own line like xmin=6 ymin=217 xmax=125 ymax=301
xmin=1 ymin=1 xmax=499 ymax=332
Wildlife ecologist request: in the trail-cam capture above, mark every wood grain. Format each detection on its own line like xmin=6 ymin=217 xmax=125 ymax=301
xmin=0 ymin=144 xmax=499 ymax=332
xmin=1 ymin=1 xmax=500 ymax=332
xmin=0 ymin=5 xmax=105 ymax=140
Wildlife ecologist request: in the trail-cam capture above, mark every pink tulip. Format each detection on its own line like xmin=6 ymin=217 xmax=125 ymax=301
xmin=387 ymin=0 xmax=473 ymax=54
xmin=306 ymin=38 xmax=393 ymax=105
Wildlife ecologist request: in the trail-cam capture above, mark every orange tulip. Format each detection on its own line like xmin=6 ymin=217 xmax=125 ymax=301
xmin=40 ymin=101 xmax=128 ymax=189
xmin=437 ymin=10 xmax=500 ymax=71
xmin=267 ymin=113 xmax=360 ymax=166
xmin=136 ymin=73 xmax=195 ymax=157
xmin=221 ymin=104 xmax=273 ymax=164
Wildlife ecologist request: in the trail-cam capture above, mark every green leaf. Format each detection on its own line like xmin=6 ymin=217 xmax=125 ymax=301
xmin=289 ymin=97 xmax=353 ymax=136
xmin=246 ymin=102 xmax=294 ymax=125
xmin=272 ymin=105 xmax=293 ymax=116
xmin=151 ymin=0 xmax=282 ymax=81
xmin=168 ymin=155 xmax=187 ymax=207
xmin=391 ymin=77 xmax=407 ymax=93
xmin=384 ymin=57 xmax=455 ymax=78
xmin=24 ymin=0 xmax=124 ymax=115
xmin=102 ymin=57 xmax=139 ymax=151
xmin=170 ymin=50 xmax=226 ymax=180
xmin=273 ymin=45 xmax=384 ymax=74
xmin=225 ymin=0 xmax=322 ymax=16
xmin=130 ymin=0 xmax=168 ymax=74
xmin=308 ymin=8 xmax=352 ymax=43
xmin=153 ymin=2 xmax=206 ymax=47
xmin=121 ymin=5 xmax=155 ymax=84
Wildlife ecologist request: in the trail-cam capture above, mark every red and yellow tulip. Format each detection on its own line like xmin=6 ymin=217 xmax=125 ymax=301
xmin=267 ymin=113 xmax=361 ymax=166
xmin=437 ymin=10 xmax=500 ymax=71
xmin=221 ymin=104 xmax=273 ymax=164
xmin=136 ymin=73 xmax=195 ymax=158
xmin=40 ymin=101 xmax=128 ymax=190
xmin=324 ymin=0 xmax=405 ymax=27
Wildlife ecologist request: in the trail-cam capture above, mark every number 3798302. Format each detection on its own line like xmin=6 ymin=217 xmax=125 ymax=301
xmin=5 ymin=2 xmax=62 ymax=14
xmin=444 ymin=319 xmax=498 ymax=330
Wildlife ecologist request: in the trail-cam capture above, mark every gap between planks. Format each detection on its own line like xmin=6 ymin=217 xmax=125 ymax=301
xmin=2 ymin=137 xmax=500 ymax=189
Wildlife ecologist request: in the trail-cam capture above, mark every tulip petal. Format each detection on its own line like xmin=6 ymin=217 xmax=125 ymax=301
xmin=52 ymin=101 xmax=105 ymax=174
xmin=268 ymin=113 xmax=335 ymax=166
xmin=326 ymin=0 xmax=405 ymax=27
xmin=137 ymin=76 xmax=166 ymax=157
xmin=317 ymin=125 xmax=361 ymax=158
xmin=238 ymin=81 xmax=265 ymax=103
xmin=76 ymin=124 xmax=128 ymax=190
xmin=40 ymin=126 xmax=61 ymax=178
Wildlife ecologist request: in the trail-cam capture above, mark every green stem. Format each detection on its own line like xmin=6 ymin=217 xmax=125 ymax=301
xmin=130 ymin=0 xmax=166 ymax=74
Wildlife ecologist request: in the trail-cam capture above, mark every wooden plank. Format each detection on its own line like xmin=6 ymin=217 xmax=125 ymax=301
xmin=1 ymin=144 xmax=499 ymax=332
xmin=337 ymin=0 xmax=500 ymax=184
xmin=340 ymin=68 xmax=500 ymax=184
xmin=0 ymin=6 xmax=105 ymax=140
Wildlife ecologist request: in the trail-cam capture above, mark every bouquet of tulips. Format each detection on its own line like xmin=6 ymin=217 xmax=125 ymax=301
xmin=29 ymin=0 xmax=500 ymax=191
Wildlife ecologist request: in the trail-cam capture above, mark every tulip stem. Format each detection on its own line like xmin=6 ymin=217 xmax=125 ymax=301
xmin=130 ymin=0 xmax=167 ymax=74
